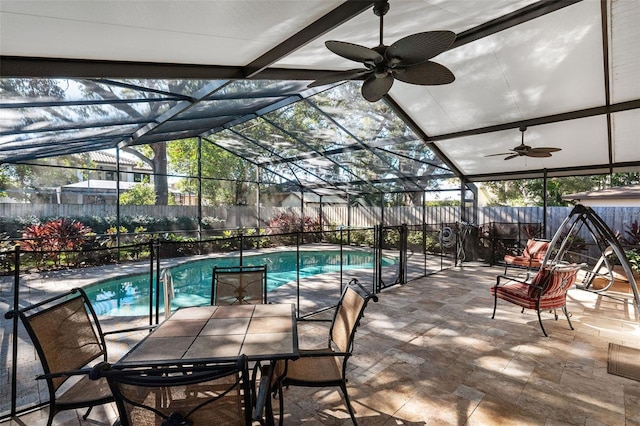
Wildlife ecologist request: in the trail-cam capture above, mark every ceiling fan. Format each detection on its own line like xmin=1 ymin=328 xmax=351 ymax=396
xmin=308 ymin=0 xmax=456 ymax=102
xmin=486 ymin=126 xmax=561 ymax=160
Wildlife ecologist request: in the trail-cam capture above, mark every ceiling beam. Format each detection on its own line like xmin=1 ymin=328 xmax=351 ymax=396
xmin=452 ymin=0 xmax=582 ymax=48
xmin=467 ymin=160 xmax=640 ymax=182
xmin=599 ymin=0 xmax=614 ymax=173
xmin=244 ymin=0 xmax=375 ymax=78
xmin=0 ymin=56 xmax=245 ymax=79
xmin=427 ymin=99 xmax=640 ymax=143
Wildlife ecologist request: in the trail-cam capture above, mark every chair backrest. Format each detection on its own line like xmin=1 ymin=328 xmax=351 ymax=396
xmin=8 ymin=288 xmax=106 ymax=391
xmin=527 ymin=264 xmax=581 ymax=299
xmin=212 ymin=265 xmax=267 ymax=305
xmin=329 ymin=282 xmax=377 ymax=354
xmin=523 ymin=239 xmax=550 ymax=260
xmin=95 ymin=356 xmax=252 ymax=426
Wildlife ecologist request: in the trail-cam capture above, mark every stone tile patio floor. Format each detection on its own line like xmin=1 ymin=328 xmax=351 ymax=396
xmin=3 ymin=262 xmax=640 ymax=425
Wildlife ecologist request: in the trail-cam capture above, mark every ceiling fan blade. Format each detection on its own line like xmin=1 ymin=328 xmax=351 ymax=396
xmin=485 ymin=152 xmax=513 ymax=157
xmin=325 ymin=41 xmax=383 ymax=64
xmin=361 ymin=74 xmax=394 ymax=102
xmin=531 ymin=147 xmax=562 ymax=153
xmin=386 ymin=31 xmax=456 ymax=66
xmin=307 ymin=69 xmax=371 ymax=88
xmin=392 ymin=61 xmax=455 ymax=85
xmin=504 ymin=154 xmax=519 ymax=161
xmin=526 ymin=151 xmax=553 ymax=158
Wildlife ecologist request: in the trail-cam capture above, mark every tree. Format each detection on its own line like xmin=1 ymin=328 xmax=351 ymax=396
xmin=483 ymin=173 xmax=640 ymax=206
xmin=119 ymin=182 xmax=156 ymax=205
xmin=77 ymin=80 xmax=207 ymax=206
xmin=609 ymin=172 xmax=640 ymax=187
xmin=167 ymin=138 xmax=256 ymax=206
xmin=0 ymin=155 xmax=90 ymax=202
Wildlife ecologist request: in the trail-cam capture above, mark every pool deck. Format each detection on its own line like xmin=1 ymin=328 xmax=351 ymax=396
xmin=3 ymin=262 xmax=640 ymax=425
xmin=0 ymin=243 xmax=451 ymax=419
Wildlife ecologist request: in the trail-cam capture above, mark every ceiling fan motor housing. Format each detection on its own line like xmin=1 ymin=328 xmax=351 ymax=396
xmin=308 ymin=0 xmax=456 ymax=102
xmin=373 ymin=1 xmax=390 ymax=17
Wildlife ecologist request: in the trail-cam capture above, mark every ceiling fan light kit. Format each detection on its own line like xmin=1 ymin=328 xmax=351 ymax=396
xmin=309 ymin=0 xmax=456 ymax=102
xmin=486 ymin=126 xmax=562 ymax=160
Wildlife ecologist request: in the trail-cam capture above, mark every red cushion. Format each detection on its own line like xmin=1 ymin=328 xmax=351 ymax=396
xmin=523 ymin=240 xmax=550 ymax=260
xmin=490 ymin=265 xmax=579 ymax=311
xmin=504 ymin=255 xmax=544 ymax=268
xmin=504 ymin=240 xmax=549 ymax=269
xmin=490 ymin=284 xmax=567 ymax=310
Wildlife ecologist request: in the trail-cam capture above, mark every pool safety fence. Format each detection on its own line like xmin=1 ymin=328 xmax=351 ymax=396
xmin=1 ymin=223 xmax=464 ymax=420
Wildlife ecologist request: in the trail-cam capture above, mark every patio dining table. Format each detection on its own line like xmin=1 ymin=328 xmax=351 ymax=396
xmin=116 ymin=303 xmax=299 ymax=425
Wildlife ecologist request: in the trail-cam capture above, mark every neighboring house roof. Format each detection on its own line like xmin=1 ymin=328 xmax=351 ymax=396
xmin=563 ymin=185 xmax=640 ymax=202
xmin=284 ymin=192 xmax=348 ymax=204
xmin=87 ymin=151 xmax=152 ymax=170
xmin=62 ymin=180 xmax=139 ymax=190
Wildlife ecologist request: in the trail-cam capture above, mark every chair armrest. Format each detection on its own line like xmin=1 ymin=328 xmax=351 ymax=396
xmin=495 ymin=274 xmax=543 ymax=290
xmin=37 ymin=367 xmax=94 ymax=380
xmin=298 ymin=348 xmax=351 ymax=358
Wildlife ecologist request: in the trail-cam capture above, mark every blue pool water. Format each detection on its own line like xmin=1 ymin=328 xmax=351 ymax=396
xmin=84 ymin=250 xmax=396 ymax=317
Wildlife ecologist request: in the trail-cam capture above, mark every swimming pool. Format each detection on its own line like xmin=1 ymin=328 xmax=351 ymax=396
xmin=84 ymin=250 xmax=397 ymax=317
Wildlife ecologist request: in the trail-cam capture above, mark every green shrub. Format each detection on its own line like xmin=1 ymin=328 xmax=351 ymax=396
xmin=625 ymin=249 xmax=640 ymax=275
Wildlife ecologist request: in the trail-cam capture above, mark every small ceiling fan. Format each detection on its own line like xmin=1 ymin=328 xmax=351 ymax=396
xmin=486 ymin=126 xmax=561 ymax=160
xmin=308 ymin=0 xmax=456 ymax=102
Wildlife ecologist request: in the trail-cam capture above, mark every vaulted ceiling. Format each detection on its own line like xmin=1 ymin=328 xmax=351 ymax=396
xmin=1 ymin=0 xmax=639 ymax=195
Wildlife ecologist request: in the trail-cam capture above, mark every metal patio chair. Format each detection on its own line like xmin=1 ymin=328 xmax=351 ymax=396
xmin=273 ymin=280 xmax=378 ymax=426
xmin=491 ymin=263 xmax=582 ymax=336
xmin=4 ymin=287 xmax=154 ymax=426
xmin=90 ymin=355 xmax=253 ymax=426
xmin=212 ymin=265 xmax=267 ymax=305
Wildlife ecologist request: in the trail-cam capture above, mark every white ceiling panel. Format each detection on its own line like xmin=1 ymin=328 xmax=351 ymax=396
xmin=392 ymin=1 xmax=604 ymax=136
xmin=275 ymin=0 xmax=536 ymax=70
xmin=0 ymin=0 xmax=638 ymax=183
xmin=436 ymin=116 xmax=609 ymax=176
xmin=612 ymin=109 xmax=640 ymax=163
xmin=610 ymin=0 xmax=640 ymax=103
xmin=0 ymin=1 xmax=340 ymax=65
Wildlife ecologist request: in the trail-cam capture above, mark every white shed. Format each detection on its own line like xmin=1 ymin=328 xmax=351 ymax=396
xmin=562 ymin=185 xmax=640 ymax=207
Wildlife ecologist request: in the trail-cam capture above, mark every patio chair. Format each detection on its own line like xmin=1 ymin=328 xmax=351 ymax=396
xmin=491 ymin=263 xmax=582 ymax=336
xmin=273 ymin=279 xmax=378 ymax=426
xmin=4 ymin=287 xmax=154 ymax=426
xmin=212 ymin=265 xmax=267 ymax=305
xmin=503 ymin=238 xmax=550 ymax=275
xmin=89 ymin=355 xmax=253 ymax=425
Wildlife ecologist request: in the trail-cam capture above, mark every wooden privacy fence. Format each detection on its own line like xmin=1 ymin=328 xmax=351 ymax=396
xmin=0 ymin=203 xmax=639 ymax=236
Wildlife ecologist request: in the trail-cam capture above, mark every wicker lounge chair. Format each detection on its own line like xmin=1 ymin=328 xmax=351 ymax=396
xmin=491 ymin=263 xmax=582 ymax=336
xmin=273 ymin=280 xmax=378 ymax=425
xmin=90 ymin=355 xmax=253 ymax=425
xmin=212 ymin=265 xmax=267 ymax=305
xmin=4 ymin=287 xmax=154 ymax=426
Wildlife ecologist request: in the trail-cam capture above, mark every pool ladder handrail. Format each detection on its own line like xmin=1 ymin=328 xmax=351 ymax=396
xmin=160 ymin=268 xmax=175 ymax=320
